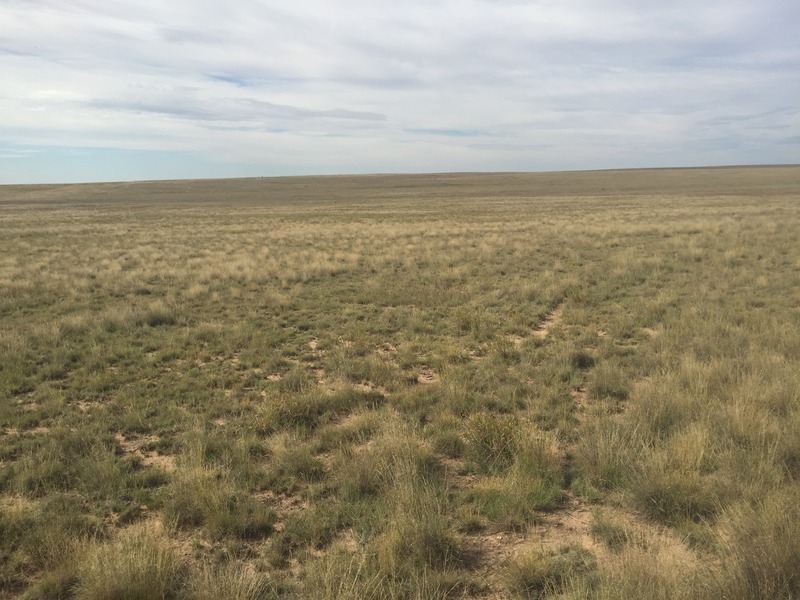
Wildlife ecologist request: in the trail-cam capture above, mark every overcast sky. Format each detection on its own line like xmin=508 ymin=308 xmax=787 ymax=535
xmin=1 ymin=0 xmax=799 ymax=183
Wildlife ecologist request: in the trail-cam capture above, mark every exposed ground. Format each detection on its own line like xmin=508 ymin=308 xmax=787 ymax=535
xmin=1 ymin=166 xmax=799 ymax=599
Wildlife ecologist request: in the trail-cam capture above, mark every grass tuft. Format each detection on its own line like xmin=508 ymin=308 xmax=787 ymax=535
xmin=73 ymin=522 xmax=184 ymax=600
xmin=503 ymin=545 xmax=596 ymax=598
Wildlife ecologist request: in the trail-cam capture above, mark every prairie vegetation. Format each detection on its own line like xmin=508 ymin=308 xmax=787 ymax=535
xmin=1 ymin=166 xmax=799 ymax=598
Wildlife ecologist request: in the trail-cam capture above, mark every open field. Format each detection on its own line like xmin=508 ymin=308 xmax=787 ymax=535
xmin=1 ymin=165 xmax=799 ymax=599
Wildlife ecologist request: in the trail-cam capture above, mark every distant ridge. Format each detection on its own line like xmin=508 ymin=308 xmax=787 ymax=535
xmin=1 ymin=165 xmax=798 ymax=205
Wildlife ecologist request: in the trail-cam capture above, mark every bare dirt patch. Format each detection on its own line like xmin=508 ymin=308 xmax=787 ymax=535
xmin=308 ymin=338 xmax=330 ymax=357
xmin=508 ymin=334 xmax=525 ymax=350
xmin=352 ymin=381 xmax=389 ymax=395
xmin=142 ymin=454 xmax=176 ymax=470
xmin=0 ymin=494 xmax=39 ymax=513
xmin=465 ymin=494 xmax=702 ymax=598
xmin=570 ymin=386 xmax=588 ymax=413
xmin=5 ymin=426 xmax=51 ymax=436
xmin=116 ymin=433 xmax=159 ymax=454
xmin=462 ymin=517 xmax=597 ymax=599
xmin=115 ymin=433 xmax=176 ymax=472
xmin=375 ymin=343 xmax=397 ymax=358
xmin=535 ymin=494 xmax=603 ymax=557
xmin=439 ymin=456 xmax=476 ymax=490
xmin=417 ymin=367 xmax=440 ymax=384
xmin=255 ymin=490 xmax=310 ymax=534
xmin=469 ymin=349 xmax=487 ymax=363
xmin=462 ymin=529 xmax=533 ymax=574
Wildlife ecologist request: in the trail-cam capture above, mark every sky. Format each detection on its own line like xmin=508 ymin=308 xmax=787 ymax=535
xmin=1 ymin=0 xmax=799 ymax=183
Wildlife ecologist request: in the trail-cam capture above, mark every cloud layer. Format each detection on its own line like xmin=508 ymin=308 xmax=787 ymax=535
xmin=1 ymin=0 xmax=799 ymax=182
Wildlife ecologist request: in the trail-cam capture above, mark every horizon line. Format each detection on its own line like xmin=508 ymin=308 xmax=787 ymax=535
xmin=2 ymin=162 xmax=799 ymax=188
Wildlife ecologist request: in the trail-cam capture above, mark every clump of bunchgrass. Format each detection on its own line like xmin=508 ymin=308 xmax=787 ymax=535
xmin=73 ymin=521 xmax=185 ymax=600
xmin=590 ymin=510 xmax=633 ymax=552
xmin=502 ymin=545 xmax=596 ymax=598
xmin=573 ymin=417 xmax=642 ymax=491
xmin=161 ymin=450 xmax=275 ymax=540
xmin=188 ymin=561 xmax=279 ymax=600
xmin=264 ymin=433 xmax=325 ymax=490
xmin=715 ymin=489 xmax=800 ymax=599
xmin=376 ymin=472 xmax=461 ymax=577
xmin=463 ymin=411 xmax=518 ymax=473
xmin=588 ymin=362 xmax=631 ymax=402
xmin=464 ymin=429 xmax=563 ymax=529
xmin=629 ymin=427 xmax=722 ymax=526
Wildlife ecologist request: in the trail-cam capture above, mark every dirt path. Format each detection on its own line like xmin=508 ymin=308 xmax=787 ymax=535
xmin=532 ymin=303 xmax=565 ymax=338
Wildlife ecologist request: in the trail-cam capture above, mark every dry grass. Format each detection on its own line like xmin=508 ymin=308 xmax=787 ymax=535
xmin=1 ymin=166 xmax=799 ymax=598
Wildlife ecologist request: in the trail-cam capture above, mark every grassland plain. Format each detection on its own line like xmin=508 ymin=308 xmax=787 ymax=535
xmin=1 ymin=166 xmax=799 ymax=599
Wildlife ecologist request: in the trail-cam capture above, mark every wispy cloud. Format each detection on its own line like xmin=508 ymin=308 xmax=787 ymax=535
xmin=697 ymin=107 xmax=797 ymax=127
xmin=1 ymin=0 xmax=798 ymax=182
xmin=0 ymin=148 xmax=39 ymax=159
xmin=88 ymin=97 xmax=386 ymax=124
xmin=404 ymin=129 xmax=489 ymax=137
